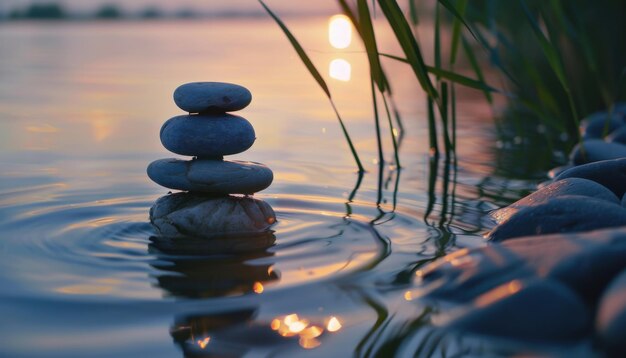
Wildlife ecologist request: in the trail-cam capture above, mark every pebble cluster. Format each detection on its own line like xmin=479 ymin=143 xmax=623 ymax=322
xmin=414 ymin=103 xmax=626 ymax=356
xmin=147 ymin=82 xmax=276 ymax=239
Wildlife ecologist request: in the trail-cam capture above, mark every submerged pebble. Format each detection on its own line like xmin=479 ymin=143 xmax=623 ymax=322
xmin=160 ymin=114 xmax=256 ymax=157
xmin=174 ymin=82 xmax=252 ymax=113
xmin=147 ymin=158 xmax=273 ymax=195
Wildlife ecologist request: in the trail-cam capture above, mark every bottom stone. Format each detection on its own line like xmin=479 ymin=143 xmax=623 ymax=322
xmin=150 ymin=192 xmax=277 ymax=239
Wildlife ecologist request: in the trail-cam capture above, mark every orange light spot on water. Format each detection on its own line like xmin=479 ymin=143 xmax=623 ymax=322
xmin=404 ymin=291 xmax=413 ymax=301
xmin=197 ymin=337 xmax=210 ymax=349
xmin=299 ymin=337 xmax=321 ymax=349
xmin=253 ymin=282 xmax=264 ymax=294
xmin=284 ymin=314 xmax=299 ymax=325
xmin=326 ymin=316 xmax=342 ymax=332
xmin=300 ymin=325 xmax=324 ymax=339
xmin=271 ymin=319 xmax=281 ymax=331
xmin=267 ymin=217 xmax=276 ymax=224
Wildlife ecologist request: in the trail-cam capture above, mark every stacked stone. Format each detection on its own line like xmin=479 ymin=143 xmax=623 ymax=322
xmin=147 ymin=82 xmax=276 ymax=239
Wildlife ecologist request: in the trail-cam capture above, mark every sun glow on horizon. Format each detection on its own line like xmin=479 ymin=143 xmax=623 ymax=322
xmin=328 ymin=14 xmax=352 ymax=49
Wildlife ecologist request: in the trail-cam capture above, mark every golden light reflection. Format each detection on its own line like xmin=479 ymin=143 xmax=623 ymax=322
xmin=300 ymin=325 xmax=323 ymax=339
xmin=89 ymin=110 xmax=114 ymax=142
xmin=271 ymin=319 xmax=281 ymax=331
xmin=56 ymin=284 xmax=113 ymax=295
xmin=404 ymin=291 xmax=413 ymax=301
xmin=25 ymin=124 xmax=59 ymax=133
xmin=299 ymin=337 xmax=321 ymax=349
xmin=270 ymin=314 xmax=342 ymax=350
xmin=328 ymin=14 xmax=352 ymax=49
xmin=197 ymin=337 xmax=210 ymax=349
xmin=475 ymin=280 xmax=523 ymax=307
xmin=329 ymin=59 xmax=351 ymax=81
xmin=253 ymin=281 xmax=264 ymax=294
xmin=326 ymin=316 xmax=342 ymax=332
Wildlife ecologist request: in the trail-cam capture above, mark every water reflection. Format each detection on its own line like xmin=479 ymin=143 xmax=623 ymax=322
xmin=328 ymin=14 xmax=352 ymax=49
xmin=329 ymin=59 xmax=351 ymax=82
xmin=149 ymin=233 xmax=279 ymax=298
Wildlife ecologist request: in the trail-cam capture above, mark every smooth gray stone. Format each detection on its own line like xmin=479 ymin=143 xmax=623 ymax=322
xmin=160 ymin=114 xmax=255 ymax=157
xmin=447 ymin=280 xmax=590 ymax=342
xmin=147 ymin=158 xmax=273 ymax=194
xmin=487 ymin=195 xmax=626 ymax=242
xmin=580 ymin=111 xmax=624 ymax=139
xmin=555 ymin=158 xmax=626 ymax=198
xmin=150 ymin=193 xmax=277 ymax=238
xmin=174 ymin=82 xmax=252 ymax=113
xmin=419 ymin=226 xmax=626 ymax=304
xmin=570 ymin=139 xmax=626 ymax=165
xmin=490 ymin=178 xmax=620 ymax=224
xmin=596 ymin=268 xmax=626 ymax=356
xmin=606 ymin=126 xmax=626 ymax=144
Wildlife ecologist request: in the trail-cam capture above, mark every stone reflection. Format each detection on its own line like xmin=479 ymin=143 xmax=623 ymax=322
xmin=149 ymin=228 xmax=279 ymax=299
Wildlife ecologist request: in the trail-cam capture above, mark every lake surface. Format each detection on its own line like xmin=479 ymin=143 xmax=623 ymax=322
xmin=0 ymin=17 xmax=546 ymax=357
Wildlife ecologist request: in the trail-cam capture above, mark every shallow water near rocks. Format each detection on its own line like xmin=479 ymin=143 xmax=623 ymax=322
xmin=0 ymin=17 xmax=570 ymax=356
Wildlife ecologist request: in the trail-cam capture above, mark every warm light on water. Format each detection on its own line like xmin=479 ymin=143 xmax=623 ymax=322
xmin=328 ymin=14 xmax=352 ymax=49
xmin=329 ymin=58 xmax=351 ymax=81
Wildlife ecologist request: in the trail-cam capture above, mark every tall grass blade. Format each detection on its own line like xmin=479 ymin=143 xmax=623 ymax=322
xmin=259 ymin=0 xmax=365 ymax=172
xmin=519 ymin=0 xmax=579 ymax=129
xmin=357 ymin=0 xmax=385 ymax=92
xmin=382 ymin=92 xmax=401 ymax=168
xmin=434 ymin=3 xmax=441 ymax=72
xmin=379 ymin=53 xmax=496 ymax=93
xmin=449 ymin=0 xmax=468 ymax=66
xmin=377 ymin=0 xmax=438 ymax=99
xmin=437 ymin=0 xmax=478 ymax=42
xmin=427 ymin=98 xmax=439 ymax=155
xmin=461 ymin=36 xmax=493 ymax=103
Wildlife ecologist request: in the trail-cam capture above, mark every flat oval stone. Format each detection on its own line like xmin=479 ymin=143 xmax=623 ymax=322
xmin=160 ymin=114 xmax=255 ymax=157
xmin=147 ymin=158 xmax=273 ymax=195
xmin=487 ymin=195 xmax=626 ymax=242
xmin=174 ymin=82 xmax=252 ymax=113
xmin=149 ymin=193 xmax=277 ymax=239
xmin=490 ymin=178 xmax=620 ymax=224
xmin=570 ymin=139 xmax=626 ymax=165
xmin=555 ymin=158 xmax=626 ymax=198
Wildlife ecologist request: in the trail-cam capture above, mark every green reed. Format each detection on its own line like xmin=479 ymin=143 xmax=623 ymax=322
xmin=260 ymin=0 xmax=494 ymax=174
xmin=465 ymin=0 xmax=626 ymax=147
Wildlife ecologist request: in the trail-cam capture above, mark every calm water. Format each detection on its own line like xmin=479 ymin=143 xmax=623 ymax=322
xmin=0 ymin=18 xmax=542 ymax=357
